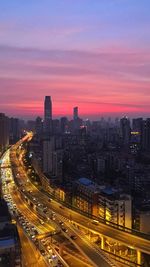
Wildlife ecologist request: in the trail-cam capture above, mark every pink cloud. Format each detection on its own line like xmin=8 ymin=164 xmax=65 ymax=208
xmin=0 ymin=45 xmax=150 ymax=118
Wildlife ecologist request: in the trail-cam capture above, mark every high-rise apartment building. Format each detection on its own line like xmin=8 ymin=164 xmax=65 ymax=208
xmin=42 ymin=136 xmax=63 ymax=180
xmin=43 ymin=138 xmax=54 ymax=174
xmin=9 ymin=117 xmax=20 ymax=144
xmin=52 ymin=149 xmax=63 ymax=180
xmin=120 ymin=116 xmax=131 ymax=146
xmin=0 ymin=113 xmax=9 ymax=155
xmin=141 ymin=118 xmax=150 ymax=151
xmin=35 ymin=116 xmax=43 ymax=139
xmin=73 ymin=106 xmax=82 ymax=131
xmin=60 ymin=117 xmax=68 ymax=133
xmin=132 ymin=118 xmax=143 ymax=132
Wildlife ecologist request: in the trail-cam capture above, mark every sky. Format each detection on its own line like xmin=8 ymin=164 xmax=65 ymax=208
xmin=0 ymin=0 xmax=150 ymax=119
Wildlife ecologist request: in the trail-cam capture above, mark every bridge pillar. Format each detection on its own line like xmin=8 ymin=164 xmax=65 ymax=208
xmin=101 ymin=236 xmax=105 ymax=250
xmin=137 ymin=250 xmax=141 ymax=265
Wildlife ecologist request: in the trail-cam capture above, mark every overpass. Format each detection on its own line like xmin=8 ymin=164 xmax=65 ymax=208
xmin=9 ymin=133 xmax=150 ymax=265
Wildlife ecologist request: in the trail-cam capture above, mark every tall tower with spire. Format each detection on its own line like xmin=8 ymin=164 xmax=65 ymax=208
xmin=43 ymin=96 xmax=52 ymax=136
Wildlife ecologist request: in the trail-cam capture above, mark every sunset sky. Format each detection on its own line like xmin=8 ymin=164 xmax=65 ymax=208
xmin=0 ymin=0 xmax=150 ymax=119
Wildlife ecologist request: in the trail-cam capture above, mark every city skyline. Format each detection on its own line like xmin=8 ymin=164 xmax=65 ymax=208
xmin=0 ymin=0 xmax=150 ymax=119
xmin=1 ymin=2 xmax=150 ymax=265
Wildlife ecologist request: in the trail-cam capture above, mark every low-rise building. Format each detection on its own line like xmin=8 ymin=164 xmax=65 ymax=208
xmin=98 ymin=189 xmax=132 ymax=228
xmin=0 ymin=199 xmax=22 ymax=267
xmin=72 ymin=178 xmax=100 ymax=216
xmin=72 ymin=178 xmax=132 ymax=228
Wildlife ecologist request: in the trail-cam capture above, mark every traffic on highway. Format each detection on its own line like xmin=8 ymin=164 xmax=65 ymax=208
xmin=1 ymin=133 xmax=149 ymax=267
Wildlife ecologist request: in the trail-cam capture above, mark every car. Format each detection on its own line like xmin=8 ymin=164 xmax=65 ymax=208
xmin=48 ymin=258 xmax=53 ymax=263
xmin=47 ymin=248 xmax=52 ymax=254
xmin=51 ymin=254 xmax=57 ymax=259
xmin=43 ymin=206 xmax=48 ymax=212
xmin=19 ymin=215 xmax=24 ymax=220
xmin=62 ymin=227 xmax=68 ymax=233
xmin=32 ymin=237 xmax=37 ymax=243
xmin=92 ymin=220 xmax=99 ymax=225
xmin=70 ymin=235 xmax=77 ymax=240
xmin=59 ymin=206 xmax=65 ymax=209
xmin=40 ymin=249 xmax=46 ymax=256
xmin=34 ymin=229 xmax=38 ymax=235
xmin=41 ymin=239 xmax=47 ymax=245
xmin=21 ymin=188 xmax=25 ymax=192
xmin=57 ymin=260 xmax=63 ymax=267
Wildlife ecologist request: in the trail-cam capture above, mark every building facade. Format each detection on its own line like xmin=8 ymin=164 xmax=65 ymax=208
xmin=73 ymin=178 xmax=132 ymax=228
xmin=0 ymin=113 xmax=9 ymax=156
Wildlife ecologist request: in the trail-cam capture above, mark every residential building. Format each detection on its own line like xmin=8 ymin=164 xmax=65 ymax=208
xmin=0 ymin=113 xmax=9 ymax=156
xmin=0 ymin=199 xmax=22 ymax=267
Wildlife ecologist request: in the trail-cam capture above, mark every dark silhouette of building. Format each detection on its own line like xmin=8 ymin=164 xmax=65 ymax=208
xmin=0 ymin=199 xmax=22 ymax=267
xmin=43 ymin=96 xmax=52 ymax=136
xmin=0 ymin=113 xmax=9 ymax=155
xmin=35 ymin=116 xmax=43 ymax=139
xmin=9 ymin=117 xmax=20 ymax=144
xmin=141 ymin=118 xmax=150 ymax=151
xmin=73 ymin=106 xmax=78 ymax=120
xmin=120 ymin=116 xmax=131 ymax=147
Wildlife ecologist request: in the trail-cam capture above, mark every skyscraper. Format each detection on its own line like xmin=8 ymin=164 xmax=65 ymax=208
xmin=9 ymin=117 xmax=20 ymax=144
xmin=120 ymin=116 xmax=131 ymax=146
xmin=141 ymin=118 xmax=150 ymax=151
xmin=73 ymin=106 xmax=82 ymax=132
xmin=43 ymin=96 xmax=52 ymax=136
xmin=35 ymin=116 xmax=43 ymax=139
xmin=73 ymin=106 xmax=78 ymax=120
xmin=44 ymin=96 xmax=52 ymax=121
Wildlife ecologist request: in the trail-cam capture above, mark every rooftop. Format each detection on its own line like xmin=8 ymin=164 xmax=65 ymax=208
xmin=0 ymin=238 xmax=15 ymax=250
xmin=77 ymin=178 xmax=105 ymax=194
xmin=102 ymin=187 xmax=118 ymax=195
xmin=78 ymin=177 xmax=93 ymax=186
xmin=0 ymin=199 xmax=11 ymax=222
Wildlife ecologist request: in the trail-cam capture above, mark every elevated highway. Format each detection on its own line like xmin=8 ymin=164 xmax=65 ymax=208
xmin=7 ymin=133 xmax=150 ymax=265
